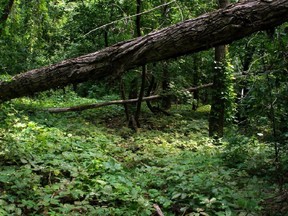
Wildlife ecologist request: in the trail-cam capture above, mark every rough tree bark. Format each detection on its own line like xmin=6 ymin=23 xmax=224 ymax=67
xmin=209 ymin=0 xmax=230 ymax=138
xmin=0 ymin=0 xmax=288 ymax=102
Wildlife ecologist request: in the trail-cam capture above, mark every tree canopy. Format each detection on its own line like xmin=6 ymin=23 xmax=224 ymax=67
xmin=0 ymin=0 xmax=288 ymax=102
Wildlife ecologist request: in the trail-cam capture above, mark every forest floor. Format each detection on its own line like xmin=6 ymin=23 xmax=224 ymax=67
xmin=0 ymin=90 xmax=286 ymax=215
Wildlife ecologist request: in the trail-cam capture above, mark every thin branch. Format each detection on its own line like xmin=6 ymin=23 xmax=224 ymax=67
xmin=186 ymin=82 xmax=213 ymax=92
xmin=174 ymin=0 xmax=184 ymax=22
xmin=83 ymin=0 xmax=176 ymax=37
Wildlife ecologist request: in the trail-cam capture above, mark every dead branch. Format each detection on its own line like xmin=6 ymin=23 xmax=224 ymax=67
xmin=45 ymin=83 xmax=213 ymax=113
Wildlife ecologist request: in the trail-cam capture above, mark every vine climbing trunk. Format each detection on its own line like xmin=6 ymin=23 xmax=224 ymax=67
xmin=209 ymin=0 xmax=230 ymax=138
xmin=0 ymin=0 xmax=288 ymax=102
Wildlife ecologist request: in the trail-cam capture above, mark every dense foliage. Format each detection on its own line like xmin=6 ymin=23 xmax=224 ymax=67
xmin=0 ymin=93 xmax=280 ymax=215
xmin=0 ymin=0 xmax=288 ymax=215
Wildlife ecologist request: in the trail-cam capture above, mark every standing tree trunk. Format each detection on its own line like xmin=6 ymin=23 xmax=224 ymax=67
xmin=160 ymin=0 xmax=172 ymax=110
xmin=192 ymin=54 xmax=201 ymax=110
xmin=0 ymin=0 xmax=14 ymax=36
xmin=161 ymin=61 xmax=171 ymax=109
xmin=209 ymin=0 xmax=230 ymax=138
xmin=236 ymin=43 xmax=255 ymax=125
xmin=134 ymin=0 xmax=146 ymax=127
xmin=126 ymin=0 xmax=144 ymax=130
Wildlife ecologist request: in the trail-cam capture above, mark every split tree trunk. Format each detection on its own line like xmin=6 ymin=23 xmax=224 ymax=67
xmin=0 ymin=0 xmax=288 ymax=102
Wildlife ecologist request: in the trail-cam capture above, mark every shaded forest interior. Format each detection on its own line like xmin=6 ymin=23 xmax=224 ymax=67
xmin=0 ymin=0 xmax=288 ymax=215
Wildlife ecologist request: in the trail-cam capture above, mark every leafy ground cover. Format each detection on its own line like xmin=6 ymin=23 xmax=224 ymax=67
xmin=0 ymin=90 xmax=285 ymax=215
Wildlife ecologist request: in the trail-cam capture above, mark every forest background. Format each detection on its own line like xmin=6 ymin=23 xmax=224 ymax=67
xmin=0 ymin=0 xmax=288 ymax=215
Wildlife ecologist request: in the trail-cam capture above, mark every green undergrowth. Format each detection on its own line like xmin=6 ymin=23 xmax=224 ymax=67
xmin=0 ymin=92 xmax=279 ymax=215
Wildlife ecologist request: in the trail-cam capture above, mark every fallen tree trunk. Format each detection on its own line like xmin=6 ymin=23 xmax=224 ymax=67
xmin=45 ymin=83 xmax=213 ymax=113
xmin=1 ymin=0 xmax=288 ymax=102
